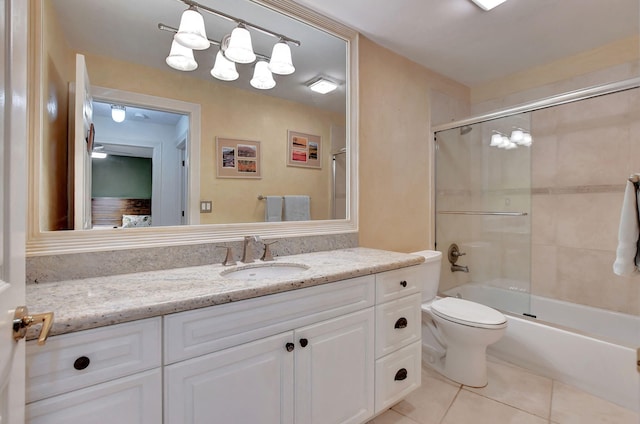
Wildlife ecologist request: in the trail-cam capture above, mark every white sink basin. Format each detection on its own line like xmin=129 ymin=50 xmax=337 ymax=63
xmin=220 ymin=263 xmax=310 ymax=280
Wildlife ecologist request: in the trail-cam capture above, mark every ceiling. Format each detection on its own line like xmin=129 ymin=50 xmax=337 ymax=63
xmin=291 ymin=0 xmax=639 ymax=86
xmin=50 ymin=0 xmax=347 ymax=114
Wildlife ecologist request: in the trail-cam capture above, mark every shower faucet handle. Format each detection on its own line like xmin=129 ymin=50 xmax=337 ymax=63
xmin=452 ymin=250 xmax=466 ymax=257
xmin=447 ymin=243 xmax=466 ymax=264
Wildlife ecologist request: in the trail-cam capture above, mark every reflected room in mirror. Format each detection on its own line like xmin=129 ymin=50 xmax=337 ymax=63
xmin=33 ymin=0 xmax=349 ymax=233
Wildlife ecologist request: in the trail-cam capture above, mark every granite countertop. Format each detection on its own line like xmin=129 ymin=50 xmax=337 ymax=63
xmin=26 ymin=247 xmax=424 ymax=340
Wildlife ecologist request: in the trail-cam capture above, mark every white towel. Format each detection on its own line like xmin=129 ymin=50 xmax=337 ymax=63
xmin=265 ymin=196 xmax=282 ymax=222
xmin=283 ymin=195 xmax=310 ymax=221
xmin=613 ymin=181 xmax=639 ymax=276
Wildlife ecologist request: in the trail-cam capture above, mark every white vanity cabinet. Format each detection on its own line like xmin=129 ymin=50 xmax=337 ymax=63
xmin=164 ymin=275 xmax=375 ymax=424
xmin=24 ymin=317 xmax=162 ymax=423
xmin=374 ymin=266 xmax=423 ymax=413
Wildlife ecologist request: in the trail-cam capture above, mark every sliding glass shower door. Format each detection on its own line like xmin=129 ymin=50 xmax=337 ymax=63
xmin=434 ymin=113 xmax=532 ymax=316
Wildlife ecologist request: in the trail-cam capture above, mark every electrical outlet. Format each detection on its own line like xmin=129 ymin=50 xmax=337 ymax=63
xmin=200 ymin=201 xmax=212 ymax=213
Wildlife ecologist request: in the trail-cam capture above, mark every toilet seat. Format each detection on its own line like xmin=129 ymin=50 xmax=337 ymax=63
xmin=430 ymin=297 xmax=507 ymax=329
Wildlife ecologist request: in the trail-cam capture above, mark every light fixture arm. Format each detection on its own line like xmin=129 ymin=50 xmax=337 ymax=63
xmin=158 ymin=23 xmax=270 ymax=61
xmin=178 ymin=0 xmax=301 ymax=47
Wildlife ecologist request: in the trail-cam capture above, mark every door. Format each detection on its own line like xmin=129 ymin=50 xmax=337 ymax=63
xmin=72 ymin=54 xmax=93 ymax=230
xmin=0 ymin=0 xmax=28 ymax=422
xmin=164 ymin=332 xmax=294 ymax=424
xmin=294 ymin=308 xmax=375 ymax=424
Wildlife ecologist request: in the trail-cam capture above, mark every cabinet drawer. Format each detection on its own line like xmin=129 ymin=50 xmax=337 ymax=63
xmin=375 ymin=266 xmax=421 ymax=304
xmin=374 ymin=341 xmax=422 ymax=414
xmin=26 ymin=368 xmax=161 ymax=424
xmin=26 ymin=317 xmax=161 ymax=403
xmin=375 ymin=293 xmax=421 ymax=358
xmin=164 ymin=275 xmax=374 ymax=364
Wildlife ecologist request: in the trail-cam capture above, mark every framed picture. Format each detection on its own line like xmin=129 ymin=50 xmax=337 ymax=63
xmin=287 ymin=130 xmax=321 ymax=169
xmin=216 ymin=137 xmax=262 ymax=179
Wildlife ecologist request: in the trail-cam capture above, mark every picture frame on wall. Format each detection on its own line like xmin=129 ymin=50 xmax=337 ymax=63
xmin=216 ymin=137 xmax=262 ymax=179
xmin=287 ymin=130 xmax=321 ymax=169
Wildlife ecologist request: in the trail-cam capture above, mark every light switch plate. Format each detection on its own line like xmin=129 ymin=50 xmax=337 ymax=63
xmin=200 ymin=201 xmax=212 ymax=213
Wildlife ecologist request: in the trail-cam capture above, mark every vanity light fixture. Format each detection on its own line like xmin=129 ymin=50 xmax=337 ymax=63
xmin=160 ymin=0 xmax=300 ymax=90
xmin=250 ymin=61 xmax=276 ymax=90
xmin=489 ymin=129 xmax=533 ymax=149
xmin=111 ymin=104 xmax=126 ymax=123
xmin=470 ymin=0 xmax=508 ymax=11
xmin=307 ymin=78 xmax=338 ymax=94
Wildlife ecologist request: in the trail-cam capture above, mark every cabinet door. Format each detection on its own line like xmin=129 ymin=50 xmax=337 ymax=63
xmin=25 ymin=369 xmax=161 ymax=424
xmin=165 ymin=332 xmax=294 ymax=424
xmin=295 ymin=308 xmax=375 ymax=424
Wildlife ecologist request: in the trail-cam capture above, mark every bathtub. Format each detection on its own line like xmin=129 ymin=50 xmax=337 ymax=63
xmin=444 ymin=283 xmax=640 ymax=412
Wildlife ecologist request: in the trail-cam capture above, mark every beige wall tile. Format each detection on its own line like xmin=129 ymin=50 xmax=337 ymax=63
xmin=531 ymin=194 xmax=557 ymax=245
xmin=554 ymin=193 xmax=622 ymax=252
xmin=531 ymin=243 xmax=558 ymax=298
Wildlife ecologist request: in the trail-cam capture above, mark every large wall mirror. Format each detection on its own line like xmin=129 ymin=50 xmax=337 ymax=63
xmin=27 ymin=0 xmax=358 ymax=255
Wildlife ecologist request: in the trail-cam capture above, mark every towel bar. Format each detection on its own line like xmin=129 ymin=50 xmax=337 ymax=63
xmin=438 ymin=211 xmax=528 ymax=216
xmin=258 ymin=195 xmax=311 ymax=200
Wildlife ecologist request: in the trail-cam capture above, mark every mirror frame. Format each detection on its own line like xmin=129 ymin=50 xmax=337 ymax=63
xmin=26 ymin=0 xmax=359 ymax=256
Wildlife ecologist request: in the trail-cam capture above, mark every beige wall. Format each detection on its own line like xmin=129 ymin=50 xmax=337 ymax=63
xmin=358 ymin=36 xmax=470 ymax=253
xmin=37 ymin=0 xmax=73 ymax=230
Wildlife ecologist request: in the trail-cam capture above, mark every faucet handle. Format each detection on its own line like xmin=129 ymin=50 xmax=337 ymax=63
xmin=261 ymin=241 xmax=278 ymax=261
xmin=216 ymin=246 xmax=236 ymax=266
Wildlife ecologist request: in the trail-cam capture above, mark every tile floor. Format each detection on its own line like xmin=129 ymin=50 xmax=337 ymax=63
xmin=368 ymin=358 xmax=639 ymax=424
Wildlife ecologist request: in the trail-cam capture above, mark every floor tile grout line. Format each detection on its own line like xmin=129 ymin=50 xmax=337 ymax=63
xmin=548 ymin=379 xmax=556 ymax=422
xmin=439 ymin=386 xmax=463 ymax=424
xmin=459 ymin=384 xmax=553 ymax=420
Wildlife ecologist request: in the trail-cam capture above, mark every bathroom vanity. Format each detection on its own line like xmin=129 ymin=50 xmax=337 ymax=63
xmin=24 ymin=248 xmax=424 ymax=423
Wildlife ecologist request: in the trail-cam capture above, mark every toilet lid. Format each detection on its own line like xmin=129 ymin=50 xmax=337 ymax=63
xmin=431 ymin=297 xmax=507 ymax=329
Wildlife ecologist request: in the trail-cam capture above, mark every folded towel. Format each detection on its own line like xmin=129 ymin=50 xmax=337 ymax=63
xmin=265 ymin=196 xmax=282 ymax=222
xmin=613 ymin=181 xmax=639 ymax=276
xmin=283 ymin=195 xmax=310 ymax=221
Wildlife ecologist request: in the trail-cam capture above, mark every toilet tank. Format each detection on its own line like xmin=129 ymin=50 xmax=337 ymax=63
xmin=411 ymin=250 xmax=442 ymax=303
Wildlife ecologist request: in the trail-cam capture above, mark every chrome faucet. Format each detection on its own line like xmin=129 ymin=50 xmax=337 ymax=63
xmin=241 ymin=235 xmax=262 ymax=263
xmin=451 ymin=264 xmax=469 ymax=273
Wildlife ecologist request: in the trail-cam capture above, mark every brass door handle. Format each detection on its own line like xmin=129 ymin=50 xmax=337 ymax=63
xmin=13 ymin=306 xmax=54 ymax=345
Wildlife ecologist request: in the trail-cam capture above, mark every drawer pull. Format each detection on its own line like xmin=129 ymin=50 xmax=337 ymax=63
xmin=285 ymin=342 xmax=295 ymax=352
xmin=299 ymin=338 xmax=309 ymax=348
xmin=399 ymin=280 xmax=407 ymax=288
xmin=394 ymin=368 xmax=408 ymax=381
xmin=73 ymin=356 xmax=91 ymax=371
xmin=394 ymin=317 xmax=408 ymax=329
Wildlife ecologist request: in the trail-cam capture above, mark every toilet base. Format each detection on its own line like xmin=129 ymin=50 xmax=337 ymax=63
xmin=421 ymin=342 xmax=490 ymax=388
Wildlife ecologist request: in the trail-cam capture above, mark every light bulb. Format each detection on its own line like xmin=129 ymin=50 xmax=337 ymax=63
xmin=111 ymin=105 xmax=126 ymax=123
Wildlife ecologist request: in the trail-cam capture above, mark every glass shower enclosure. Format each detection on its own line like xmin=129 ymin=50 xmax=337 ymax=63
xmin=434 ymin=113 xmax=532 ymax=316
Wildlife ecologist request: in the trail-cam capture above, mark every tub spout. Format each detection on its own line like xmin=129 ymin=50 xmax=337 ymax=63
xmin=451 ymin=264 xmax=469 ymax=273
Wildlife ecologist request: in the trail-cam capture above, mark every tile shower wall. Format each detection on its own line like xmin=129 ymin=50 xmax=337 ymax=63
xmin=530 ymin=88 xmax=640 ymax=315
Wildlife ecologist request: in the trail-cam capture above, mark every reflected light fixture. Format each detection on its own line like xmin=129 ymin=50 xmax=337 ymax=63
xmin=111 ymin=105 xmax=126 ymax=123
xmin=224 ymin=25 xmax=256 ymax=64
xmin=159 ymin=0 xmax=300 ymax=90
xmin=166 ymin=40 xmax=198 ymax=71
xmin=175 ymin=6 xmax=209 ymax=50
xmin=269 ymin=41 xmax=295 ymax=75
xmin=489 ymin=129 xmax=533 ymax=149
xmin=308 ymin=78 xmax=338 ymax=94
xmin=91 ymin=152 xmax=107 ymax=159
xmin=470 ymin=0 xmax=508 ymax=11
xmin=211 ymin=50 xmax=239 ymax=81
xmin=250 ymin=61 xmax=276 ymax=90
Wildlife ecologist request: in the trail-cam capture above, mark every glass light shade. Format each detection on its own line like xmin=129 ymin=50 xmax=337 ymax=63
xmin=166 ymin=40 xmax=198 ymax=71
xmin=225 ymin=26 xmax=256 ymax=64
xmin=522 ymin=133 xmax=533 ymax=146
xmin=111 ymin=105 xmax=126 ymax=123
xmin=505 ymin=141 xmax=518 ymax=150
xmin=499 ymin=136 xmax=511 ymax=148
xmin=470 ymin=0 xmax=508 ymax=11
xmin=268 ymin=42 xmax=295 ymax=75
xmin=250 ymin=61 xmax=276 ymax=90
xmin=510 ymin=129 xmax=524 ymax=144
xmin=175 ymin=8 xmax=210 ymax=50
xmin=91 ymin=152 xmax=107 ymax=159
xmin=490 ymin=133 xmax=503 ymax=146
xmin=211 ymin=51 xmax=239 ymax=81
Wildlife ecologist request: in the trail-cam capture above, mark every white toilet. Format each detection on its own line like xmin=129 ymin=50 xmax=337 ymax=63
xmin=413 ymin=250 xmax=507 ymax=388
